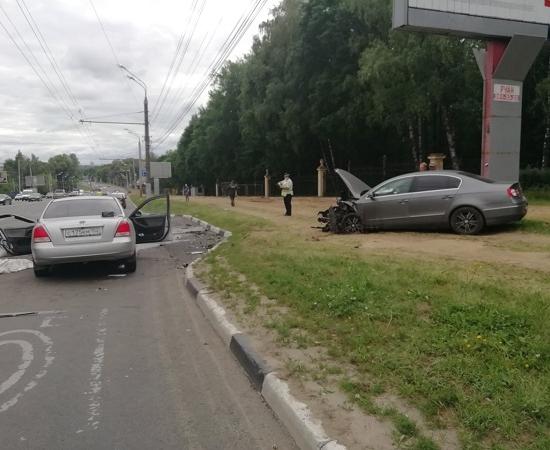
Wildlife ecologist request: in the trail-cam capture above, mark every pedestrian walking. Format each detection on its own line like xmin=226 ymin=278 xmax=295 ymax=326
xmin=277 ymin=172 xmax=293 ymax=216
xmin=227 ymin=180 xmax=238 ymax=207
xmin=183 ymin=184 xmax=190 ymax=202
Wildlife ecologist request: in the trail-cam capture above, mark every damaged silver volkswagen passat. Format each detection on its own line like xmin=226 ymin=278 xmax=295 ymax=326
xmin=319 ymin=169 xmax=527 ymax=235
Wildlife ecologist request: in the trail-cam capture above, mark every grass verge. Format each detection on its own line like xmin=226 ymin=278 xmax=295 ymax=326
xmin=152 ymin=196 xmax=550 ymax=450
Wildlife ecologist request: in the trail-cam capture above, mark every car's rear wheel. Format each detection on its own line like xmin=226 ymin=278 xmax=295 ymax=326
xmin=340 ymin=213 xmax=363 ymax=233
xmin=123 ymin=253 xmax=137 ymax=273
xmin=450 ymin=207 xmax=484 ymax=235
xmin=33 ymin=264 xmax=50 ymax=277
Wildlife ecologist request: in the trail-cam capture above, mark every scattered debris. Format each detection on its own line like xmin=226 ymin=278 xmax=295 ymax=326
xmin=0 ymin=311 xmax=38 ymax=318
xmin=0 ymin=258 xmax=34 ymax=274
xmin=190 ymin=251 xmax=204 ymax=255
xmin=95 ymin=287 xmax=108 ymax=292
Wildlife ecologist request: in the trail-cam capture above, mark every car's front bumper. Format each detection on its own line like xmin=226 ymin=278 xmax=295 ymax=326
xmin=32 ymin=238 xmax=135 ymax=266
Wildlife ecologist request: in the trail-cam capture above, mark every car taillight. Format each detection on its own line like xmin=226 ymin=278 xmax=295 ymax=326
xmin=507 ymin=183 xmax=522 ymax=199
xmin=115 ymin=220 xmax=131 ymax=237
xmin=33 ymin=225 xmax=51 ymax=243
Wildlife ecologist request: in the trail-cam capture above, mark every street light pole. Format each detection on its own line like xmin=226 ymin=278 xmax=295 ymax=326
xmin=119 ymin=65 xmax=150 ymax=189
xmin=125 ymin=128 xmax=142 ymax=186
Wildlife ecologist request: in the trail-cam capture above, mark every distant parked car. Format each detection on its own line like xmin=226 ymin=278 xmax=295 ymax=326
xmin=45 ymin=192 xmax=54 ymax=199
xmin=15 ymin=189 xmax=35 ymax=201
xmin=53 ymin=189 xmax=66 ymax=199
xmin=27 ymin=192 xmax=43 ymax=202
xmin=318 ymin=169 xmax=528 ymax=235
xmin=0 ymin=194 xmax=12 ymax=205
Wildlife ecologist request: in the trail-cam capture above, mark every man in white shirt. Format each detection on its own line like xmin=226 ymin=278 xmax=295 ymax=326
xmin=277 ymin=172 xmax=293 ymax=216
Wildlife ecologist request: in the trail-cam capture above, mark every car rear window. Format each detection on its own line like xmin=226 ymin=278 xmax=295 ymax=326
xmin=412 ymin=175 xmax=460 ymax=192
xmin=43 ymin=198 xmax=122 ymax=219
xmin=457 ymin=171 xmax=495 ymax=183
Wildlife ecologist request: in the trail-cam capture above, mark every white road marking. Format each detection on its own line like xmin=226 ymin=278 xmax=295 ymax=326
xmin=84 ymin=308 xmax=108 ymax=431
xmin=0 ymin=340 xmax=33 ymax=396
xmin=0 ymin=329 xmax=54 ymax=413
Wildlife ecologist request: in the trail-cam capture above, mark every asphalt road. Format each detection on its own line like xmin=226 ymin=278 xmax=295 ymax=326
xmin=0 ymin=201 xmax=297 ymax=449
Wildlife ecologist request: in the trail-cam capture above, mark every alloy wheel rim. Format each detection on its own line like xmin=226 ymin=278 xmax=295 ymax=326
xmin=456 ymin=210 xmax=479 ymax=233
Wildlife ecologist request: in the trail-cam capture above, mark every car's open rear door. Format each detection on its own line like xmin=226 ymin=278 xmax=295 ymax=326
xmin=128 ymin=193 xmax=171 ymax=243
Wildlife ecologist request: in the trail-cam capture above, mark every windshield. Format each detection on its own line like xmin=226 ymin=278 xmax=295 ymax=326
xmin=43 ymin=198 xmax=122 ymax=219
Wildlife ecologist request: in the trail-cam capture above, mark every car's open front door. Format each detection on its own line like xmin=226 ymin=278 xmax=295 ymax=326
xmin=128 ymin=193 xmax=171 ymax=244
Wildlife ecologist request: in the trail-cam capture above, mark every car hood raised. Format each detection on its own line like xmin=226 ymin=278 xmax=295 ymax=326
xmin=335 ymin=169 xmax=371 ymax=199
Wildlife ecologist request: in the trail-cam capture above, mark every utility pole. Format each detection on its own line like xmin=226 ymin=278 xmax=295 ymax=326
xmin=119 ymin=64 xmax=150 ymax=189
xmin=144 ymin=94 xmax=151 ymax=185
xmin=17 ymin=154 xmax=21 ymax=193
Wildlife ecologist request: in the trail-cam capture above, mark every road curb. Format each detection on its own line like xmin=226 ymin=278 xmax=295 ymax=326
xmin=183 ymin=218 xmax=346 ymax=450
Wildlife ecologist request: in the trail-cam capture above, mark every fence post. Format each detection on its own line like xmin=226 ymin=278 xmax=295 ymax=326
xmin=317 ymin=159 xmax=327 ymax=197
xmin=264 ymin=169 xmax=270 ymax=198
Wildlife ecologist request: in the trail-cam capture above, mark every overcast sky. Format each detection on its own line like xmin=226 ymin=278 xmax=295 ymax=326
xmin=0 ymin=0 xmax=280 ymax=166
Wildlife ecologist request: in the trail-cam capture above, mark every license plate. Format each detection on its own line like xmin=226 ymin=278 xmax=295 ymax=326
xmin=64 ymin=227 xmax=102 ymax=238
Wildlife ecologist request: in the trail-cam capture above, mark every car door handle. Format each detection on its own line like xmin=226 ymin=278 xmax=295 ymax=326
xmin=399 ymin=199 xmax=409 ymax=204
xmin=442 ymin=195 xmax=454 ymax=200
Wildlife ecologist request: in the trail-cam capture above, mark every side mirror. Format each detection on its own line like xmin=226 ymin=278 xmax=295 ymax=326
xmin=367 ymin=191 xmax=375 ymax=199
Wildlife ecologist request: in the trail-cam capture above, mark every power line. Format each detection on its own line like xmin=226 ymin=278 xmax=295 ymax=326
xmin=153 ymin=0 xmax=264 ymax=146
xmin=150 ymin=0 xmax=201 ymax=120
xmin=151 ymin=0 xmax=208 ymax=123
xmin=14 ymin=0 xmax=100 ymax=151
xmin=0 ymin=3 xmax=75 ymax=121
xmin=153 ymin=0 xmax=270 ymax=149
xmin=153 ymin=16 xmax=220 ymax=127
xmin=88 ymin=0 xmax=141 ymax=108
xmin=0 ymin=9 xmax=96 ymax=152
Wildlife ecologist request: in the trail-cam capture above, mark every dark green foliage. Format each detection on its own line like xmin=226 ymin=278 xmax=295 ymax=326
xmin=166 ymin=0 xmax=550 ymax=188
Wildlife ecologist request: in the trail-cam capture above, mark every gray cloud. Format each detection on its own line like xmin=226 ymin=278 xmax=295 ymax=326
xmin=0 ymin=0 xmax=279 ymax=165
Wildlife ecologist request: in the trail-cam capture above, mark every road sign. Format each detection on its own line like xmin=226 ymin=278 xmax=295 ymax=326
xmin=393 ymin=0 xmax=550 ymax=40
xmin=141 ymin=169 xmax=147 ymax=176
xmin=150 ymin=162 xmax=172 ymax=179
xmin=0 ymin=171 xmax=7 ymax=184
xmin=25 ymin=174 xmax=46 ymax=187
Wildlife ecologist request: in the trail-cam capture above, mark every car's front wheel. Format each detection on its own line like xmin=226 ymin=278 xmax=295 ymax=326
xmin=340 ymin=213 xmax=363 ymax=233
xmin=450 ymin=206 xmax=484 ymax=235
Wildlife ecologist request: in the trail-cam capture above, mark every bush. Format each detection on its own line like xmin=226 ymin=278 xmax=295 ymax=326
xmin=520 ymin=168 xmax=550 ymax=189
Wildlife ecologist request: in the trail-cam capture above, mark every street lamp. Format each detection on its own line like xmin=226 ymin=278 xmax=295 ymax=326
xmin=125 ymin=128 xmax=142 ymax=188
xmin=119 ymin=64 xmax=151 ymax=187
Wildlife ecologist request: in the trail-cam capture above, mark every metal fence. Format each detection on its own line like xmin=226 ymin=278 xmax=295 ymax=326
xmin=204 ymin=157 xmax=485 ymax=198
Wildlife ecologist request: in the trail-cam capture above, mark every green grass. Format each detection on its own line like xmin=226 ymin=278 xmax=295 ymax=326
xmin=518 ymin=219 xmax=550 ymax=235
xmin=525 ymin=188 xmax=550 ymax=205
xmin=153 ymin=196 xmax=550 ymax=449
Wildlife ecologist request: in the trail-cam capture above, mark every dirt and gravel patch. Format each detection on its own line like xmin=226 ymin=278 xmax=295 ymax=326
xmin=186 ymin=195 xmax=550 ymax=272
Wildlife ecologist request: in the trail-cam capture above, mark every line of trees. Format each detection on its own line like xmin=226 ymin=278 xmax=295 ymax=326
xmin=161 ymin=0 xmax=550 ymax=190
xmin=1 ymin=151 xmax=80 ymax=194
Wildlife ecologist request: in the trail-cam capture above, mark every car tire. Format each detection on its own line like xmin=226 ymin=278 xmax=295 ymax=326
xmin=33 ymin=264 xmax=50 ymax=277
xmin=124 ymin=253 xmax=137 ymax=273
xmin=340 ymin=213 xmax=363 ymax=233
xmin=450 ymin=206 xmax=485 ymax=235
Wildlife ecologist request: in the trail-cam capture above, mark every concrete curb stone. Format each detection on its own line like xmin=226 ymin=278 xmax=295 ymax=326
xmin=183 ymin=216 xmax=346 ymax=450
xmin=229 ymin=333 xmax=272 ymax=391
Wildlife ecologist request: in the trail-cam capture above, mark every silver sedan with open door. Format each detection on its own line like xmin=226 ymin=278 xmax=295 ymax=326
xmin=31 ymin=194 xmax=170 ymax=277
